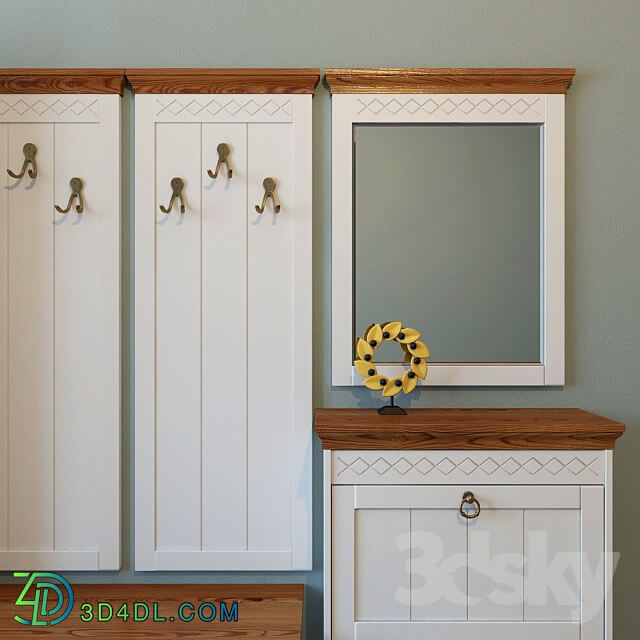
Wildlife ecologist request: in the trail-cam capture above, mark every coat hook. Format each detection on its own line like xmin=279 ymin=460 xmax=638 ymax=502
xmin=160 ymin=177 xmax=186 ymax=213
xmin=55 ymin=177 xmax=84 ymax=214
xmin=207 ymin=143 xmax=233 ymax=179
xmin=255 ymin=177 xmax=280 ymax=214
xmin=7 ymin=143 xmax=37 ymax=180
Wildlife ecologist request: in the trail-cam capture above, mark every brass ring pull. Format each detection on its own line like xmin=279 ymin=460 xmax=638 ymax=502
xmin=460 ymin=491 xmax=481 ymax=520
xmin=255 ymin=177 xmax=280 ymax=214
xmin=7 ymin=143 xmax=37 ymax=180
xmin=207 ymin=143 xmax=232 ymax=179
xmin=55 ymin=177 xmax=84 ymax=214
xmin=160 ymin=177 xmax=185 ymax=214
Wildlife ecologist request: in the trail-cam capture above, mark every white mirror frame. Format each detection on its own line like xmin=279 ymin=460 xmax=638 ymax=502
xmin=331 ymin=92 xmax=566 ymax=386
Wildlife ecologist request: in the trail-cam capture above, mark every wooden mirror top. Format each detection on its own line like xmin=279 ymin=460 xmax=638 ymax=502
xmin=315 ymin=408 xmax=624 ymax=450
xmin=324 ymin=68 xmax=576 ymax=94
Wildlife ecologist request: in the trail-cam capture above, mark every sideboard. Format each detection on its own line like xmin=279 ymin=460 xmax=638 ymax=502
xmin=316 ymin=408 xmax=625 ymax=640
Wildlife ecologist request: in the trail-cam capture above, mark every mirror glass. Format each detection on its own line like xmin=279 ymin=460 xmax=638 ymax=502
xmin=354 ymin=123 xmax=542 ymax=363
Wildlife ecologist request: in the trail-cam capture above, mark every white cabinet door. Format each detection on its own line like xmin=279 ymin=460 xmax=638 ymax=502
xmin=0 ymin=94 xmax=120 ymax=570
xmin=135 ymin=94 xmax=312 ymax=571
xmin=332 ymin=484 xmax=604 ymax=640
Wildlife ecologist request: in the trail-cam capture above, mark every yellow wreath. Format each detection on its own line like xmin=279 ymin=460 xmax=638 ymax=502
xmin=354 ymin=322 xmax=430 ymax=397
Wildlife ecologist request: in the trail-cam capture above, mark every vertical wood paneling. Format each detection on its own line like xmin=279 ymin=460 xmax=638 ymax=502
xmin=0 ymin=96 xmax=120 ymax=571
xmin=136 ymin=98 xmax=312 ymax=571
xmin=0 ymin=98 xmax=119 ymax=570
xmin=7 ymin=123 xmax=54 ymax=550
xmin=0 ymin=125 xmax=7 ymax=550
xmin=246 ymin=123 xmax=293 ymax=553
xmin=134 ymin=95 xmax=157 ymax=569
xmin=524 ymin=508 xmax=580 ymax=621
xmin=356 ymin=509 xmax=411 ymax=621
xmin=53 ymin=122 xmax=100 ymax=552
xmin=332 ymin=486 xmax=355 ymax=640
xmin=468 ymin=508 xmax=524 ymax=620
xmin=201 ymin=123 xmax=248 ymax=551
xmin=290 ymin=96 xmax=313 ymax=569
xmin=411 ymin=509 xmax=467 ymax=621
xmin=581 ymin=487 xmax=605 ymax=640
xmin=155 ymin=122 xmax=202 ymax=550
xmin=94 ymin=95 xmax=120 ymax=569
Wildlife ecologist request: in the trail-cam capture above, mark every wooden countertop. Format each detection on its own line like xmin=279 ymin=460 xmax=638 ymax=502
xmin=314 ymin=408 xmax=625 ymax=451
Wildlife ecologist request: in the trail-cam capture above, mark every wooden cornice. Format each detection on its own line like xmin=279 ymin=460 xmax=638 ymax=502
xmin=314 ymin=408 xmax=624 ymax=451
xmin=126 ymin=68 xmax=321 ymax=94
xmin=0 ymin=69 xmax=126 ymax=95
xmin=324 ymin=68 xmax=576 ymax=94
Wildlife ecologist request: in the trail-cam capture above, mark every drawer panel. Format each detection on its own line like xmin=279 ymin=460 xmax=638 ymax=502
xmin=332 ymin=484 xmax=603 ymax=638
xmin=332 ymin=450 xmax=605 ymax=485
xmin=354 ymin=621 xmax=579 ymax=640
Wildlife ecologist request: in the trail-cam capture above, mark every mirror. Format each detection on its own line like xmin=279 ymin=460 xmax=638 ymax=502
xmin=354 ymin=124 xmax=542 ymax=363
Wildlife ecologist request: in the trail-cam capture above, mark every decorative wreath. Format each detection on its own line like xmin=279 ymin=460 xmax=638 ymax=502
xmin=354 ymin=322 xmax=430 ymax=397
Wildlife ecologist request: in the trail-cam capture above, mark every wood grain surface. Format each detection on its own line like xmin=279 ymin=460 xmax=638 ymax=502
xmin=314 ymin=408 xmax=625 ymax=450
xmin=0 ymin=583 xmax=303 ymax=638
xmin=324 ymin=67 xmax=576 ymax=94
xmin=126 ymin=68 xmax=320 ymax=94
xmin=0 ymin=69 xmax=126 ymax=94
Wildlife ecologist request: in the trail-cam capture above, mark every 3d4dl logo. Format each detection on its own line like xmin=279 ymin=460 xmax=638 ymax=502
xmin=13 ymin=572 xmax=74 ymax=626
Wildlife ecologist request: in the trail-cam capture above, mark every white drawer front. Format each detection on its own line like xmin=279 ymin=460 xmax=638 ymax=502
xmin=332 ymin=450 xmax=605 ymax=485
xmin=332 ymin=484 xmax=605 ymax=639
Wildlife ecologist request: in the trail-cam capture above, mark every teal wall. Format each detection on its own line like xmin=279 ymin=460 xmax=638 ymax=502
xmin=1 ymin=1 xmax=639 ymax=637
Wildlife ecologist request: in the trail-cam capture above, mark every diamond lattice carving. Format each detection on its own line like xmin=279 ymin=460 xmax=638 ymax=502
xmin=0 ymin=97 xmax=99 ymax=118
xmin=356 ymin=96 xmax=543 ymax=118
xmin=336 ymin=454 xmax=599 ymax=477
xmin=155 ymin=97 xmax=293 ymax=119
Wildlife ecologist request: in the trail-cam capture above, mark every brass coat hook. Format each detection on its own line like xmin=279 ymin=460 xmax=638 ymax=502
xmin=160 ymin=177 xmax=185 ymax=213
xmin=207 ymin=143 xmax=232 ymax=179
xmin=55 ymin=177 xmax=84 ymax=214
xmin=7 ymin=143 xmax=37 ymax=180
xmin=255 ymin=177 xmax=280 ymax=214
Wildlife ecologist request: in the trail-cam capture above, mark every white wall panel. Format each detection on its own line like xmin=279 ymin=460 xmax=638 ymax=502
xmin=155 ymin=122 xmax=202 ymax=551
xmin=54 ymin=122 xmax=101 ymax=552
xmin=0 ymin=123 xmax=7 ymax=551
xmin=202 ymin=123 xmax=248 ymax=551
xmin=247 ymin=122 xmax=293 ymax=552
xmin=7 ymin=123 xmax=54 ymax=551
xmin=135 ymin=94 xmax=312 ymax=571
xmin=0 ymin=95 xmax=120 ymax=571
